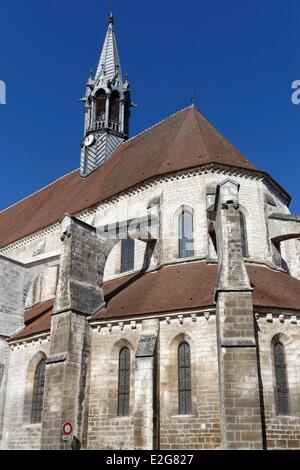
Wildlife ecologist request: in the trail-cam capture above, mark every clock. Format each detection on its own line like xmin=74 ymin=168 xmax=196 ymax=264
xmin=83 ymin=134 xmax=95 ymax=147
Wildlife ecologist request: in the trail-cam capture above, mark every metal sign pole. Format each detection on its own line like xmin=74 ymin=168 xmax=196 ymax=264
xmin=63 ymin=438 xmax=68 ymax=451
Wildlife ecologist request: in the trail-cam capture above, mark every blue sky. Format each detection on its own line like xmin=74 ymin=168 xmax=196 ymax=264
xmin=0 ymin=0 xmax=299 ymax=212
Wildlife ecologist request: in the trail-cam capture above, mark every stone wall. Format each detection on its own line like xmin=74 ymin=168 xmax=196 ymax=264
xmin=3 ymin=310 xmax=300 ymax=450
xmin=0 ymin=257 xmax=28 ymax=338
xmin=87 ymin=322 xmax=142 ymax=450
xmin=159 ymin=314 xmax=221 ymax=449
xmin=87 ymin=313 xmax=221 ymax=450
xmin=0 ymin=255 xmax=48 ymax=445
xmin=256 ymin=314 xmax=300 ymax=449
xmin=25 ymin=265 xmax=58 ymax=309
xmin=2 ymin=339 xmax=50 ymax=450
xmin=0 ymin=338 xmax=10 ymax=447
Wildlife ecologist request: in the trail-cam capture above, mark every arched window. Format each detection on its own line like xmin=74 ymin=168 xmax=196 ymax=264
xmin=273 ymin=241 xmax=282 ymax=268
xmin=121 ymin=238 xmax=135 ymax=273
xmin=179 ymin=209 xmax=194 ymax=259
xmin=178 ymin=342 xmax=191 ymax=415
xmin=31 ymin=358 xmax=46 ymax=423
xmin=25 ymin=266 xmax=58 ymax=309
xmin=110 ymin=90 xmax=120 ymax=123
xmin=96 ymin=89 xmax=106 ymax=121
xmin=240 ymin=211 xmax=248 ymax=257
xmin=118 ymin=347 xmax=130 ymax=416
xmin=274 ymin=342 xmax=289 ymax=415
xmin=209 ymin=228 xmax=218 ymax=256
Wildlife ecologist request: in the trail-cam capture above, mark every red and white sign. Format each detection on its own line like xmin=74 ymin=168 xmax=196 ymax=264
xmin=62 ymin=422 xmax=73 ymax=436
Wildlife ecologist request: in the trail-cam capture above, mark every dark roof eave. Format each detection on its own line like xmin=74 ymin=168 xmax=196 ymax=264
xmin=8 ymin=327 xmax=50 ymax=343
xmin=88 ymin=303 xmax=217 ymax=323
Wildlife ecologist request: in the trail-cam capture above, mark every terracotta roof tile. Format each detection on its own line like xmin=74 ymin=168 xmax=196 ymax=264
xmin=97 ymin=263 xmax=300 ymax=321
xmin=98 ymin=262 xmax=217 ymax=320
xmin=10 ymin=299 xmax=54 ymax=341
xmin=247 ymin=265 xmax=300 ymax=311
xmin=0 ymin=107 xmax=262 ymax=249
xmin=24 ymin=298 xmax=54 ymax=324
xmin=8 ymin=262 xmax=300 ymax=341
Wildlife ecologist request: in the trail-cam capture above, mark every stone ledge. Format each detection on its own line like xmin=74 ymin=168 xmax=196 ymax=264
xmin=221 ymin=338 xmax=256 ymax=348
xmin=46 ymin=352 xmax=68 ymax=364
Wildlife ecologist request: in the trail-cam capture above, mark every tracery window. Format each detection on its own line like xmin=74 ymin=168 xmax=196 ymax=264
xmin=121 ymin=238 xmax=135 ymax=273
xmin=240 ymin=211 xmax=248 ymax=257
xmin=31 ymin=358 xmax=46 ymax=423
xmin=178 ymin=342 xmax=192 ymax=415
xmin=274 ymin=341 xmax=289 ymax=415
xmin=273 ymin=240 xmax=282 ymax=268
xmin=209 ymin=228 xmax=218 ymax=255
xmin=179 ymin=209 xmax=194 ymax=259
xmin=118 ymin=347 xmax=130 ymax=416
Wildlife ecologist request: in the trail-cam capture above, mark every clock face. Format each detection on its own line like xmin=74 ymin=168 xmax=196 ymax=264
xmin=84 ymin=134 xmax=95 ymax=147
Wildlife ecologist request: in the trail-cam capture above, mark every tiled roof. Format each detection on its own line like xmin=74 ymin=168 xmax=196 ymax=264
xmin=10 ymin=299 xmax=54 ymax=341
xmin=9 ymin=262 xmax=300 ymax=341
xmin=0 ymin=107 xmax=272 ymax=250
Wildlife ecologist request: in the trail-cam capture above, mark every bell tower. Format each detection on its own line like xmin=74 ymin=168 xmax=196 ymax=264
xmin=80 ymin=13 xmax=131 ymax=177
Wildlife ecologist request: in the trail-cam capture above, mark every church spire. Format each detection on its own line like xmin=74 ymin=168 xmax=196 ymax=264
xmin=95 ymin=12 xmax=123 ymax=84
xmin=80 ymin=13 xmax=131 ymax=177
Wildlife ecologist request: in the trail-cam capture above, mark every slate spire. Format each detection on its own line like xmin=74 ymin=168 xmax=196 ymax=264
xmin=95 ymin=12 xmax=123 ymax=83
xmin=80 ymin=13 xmax=131 ymax=177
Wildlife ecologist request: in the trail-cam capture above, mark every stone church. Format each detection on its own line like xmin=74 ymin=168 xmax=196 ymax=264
xmin=1 ymin=13 xmax=300 ymax=451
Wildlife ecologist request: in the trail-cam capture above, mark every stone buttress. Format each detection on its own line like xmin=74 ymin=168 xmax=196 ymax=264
xmin=214 ymin=179 xmax=264 ymax=450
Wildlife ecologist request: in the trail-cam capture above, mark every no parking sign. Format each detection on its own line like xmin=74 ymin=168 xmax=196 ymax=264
xmin=62 ymin=421 xmax=73 ymax=436
xmin=62 ymin=422 xmax=73 ymax=449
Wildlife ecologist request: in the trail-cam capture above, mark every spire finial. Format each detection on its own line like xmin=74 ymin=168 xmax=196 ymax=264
xmin=108 ymin=12 xmax=114 ymax=24
xmin=191 ymin=92 xmax=196 ymax=107
xmin=108 ymin=0 xmax=114 ymax=24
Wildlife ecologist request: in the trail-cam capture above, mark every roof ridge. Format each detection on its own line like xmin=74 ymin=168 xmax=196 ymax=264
xmin=0 ymin=167 xmax=78 ymax=215
xmin=193 ymin=108 xmax=213 ymax=160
